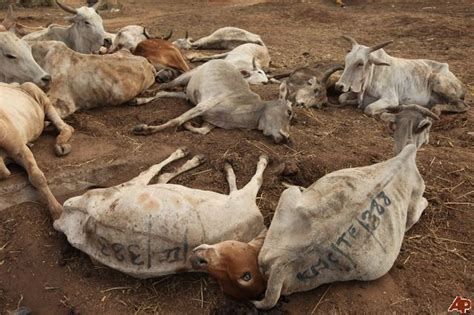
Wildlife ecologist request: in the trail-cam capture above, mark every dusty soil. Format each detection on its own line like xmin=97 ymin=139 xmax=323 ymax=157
xmin=1 ymin=0 xmax=473 ymax=314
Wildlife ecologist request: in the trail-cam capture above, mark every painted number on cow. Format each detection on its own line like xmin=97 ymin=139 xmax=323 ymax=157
xmin=448 ymin=296 xmax=472 ymax=314
xmin=97 ymin=237 xmax=144 ymax=265
xmin=296 ymin=191 xmax=391 ymax=282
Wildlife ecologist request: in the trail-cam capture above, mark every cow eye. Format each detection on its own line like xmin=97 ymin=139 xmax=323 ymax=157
xmin=286 ymin=109 xmax=292 ymax=117
xmin=5 ymin=53 xmax=17 ymax=59
xmin=306 ymin=80 xmax=312 ymax=86
xmin=241 ymin=272 xmax=252 ymax=281
xmin=84 ymin=21 xmax=91 ymax=25
xmin=357 ymin=62 xmax=363 ymax=67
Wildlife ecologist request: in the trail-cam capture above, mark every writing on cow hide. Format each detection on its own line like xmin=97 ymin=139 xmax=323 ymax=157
xmin=296 ymin=191 xmax=392 ymax=282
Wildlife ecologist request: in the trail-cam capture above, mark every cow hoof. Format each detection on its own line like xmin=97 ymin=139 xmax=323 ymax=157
xmin=259 ymin=154 xmax=270 ymax=163
xmin=133 ymin=124 xmax=150 ymax=135
xmin=128 ymin=99 xmax=138 ymax=106
xmin=177 ymin=146 xmax=190 ymax=156
xmin=54 ymin=143 xmax=72 ymax=156
xmin=194 ymin=154 xmax=207 ymax=164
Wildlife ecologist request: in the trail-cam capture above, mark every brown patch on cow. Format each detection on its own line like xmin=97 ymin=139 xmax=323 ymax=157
xmin=134 ymin=38 xmax=191 ymax=72
xmin=137 ymin=192 xmax=160 ymax=211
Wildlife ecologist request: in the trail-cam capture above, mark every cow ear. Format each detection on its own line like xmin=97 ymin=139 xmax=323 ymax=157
xmin=248 ymin=229 xmax=266 ymax=251
xmin=240 ymin=70 xmax=251 ymax=78
xmin=381 ymin=113 xmax=397 ymax=133
xmin=369 ymin=55 xmax=390 ymax=66
xmin=417 ymin=118 xmax=432 ymax=133
xmin=279 ymin=80 xmax=288 ymax=100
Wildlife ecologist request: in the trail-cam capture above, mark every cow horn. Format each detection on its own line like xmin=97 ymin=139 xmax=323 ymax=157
xmin=92 ymin=0 xmax=105 ymax=10
xmin=321 ymin=64 xmax=344 ymax=87
xmin=252 ymin=57 xmax=257 ymax=70
xmin=392 ymin=105 xmax=440 ymax=120
xmin=341 ymin=35 xmax=358 ymax=47
xmin=55 ymin=0 xmax=77 ymax=14
xmin=369 ymin=40 xmax=393 ymax=52
xmin=185 ymin=31 xmax=188 ymax=39
xmin=143 ymin=27 xmax=151 ymax=39
xmin=162 ymin=30 xmax=173 ymax=41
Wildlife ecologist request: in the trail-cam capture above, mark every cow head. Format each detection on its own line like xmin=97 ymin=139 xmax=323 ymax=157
xmin=0 ymin=30 xmax=51 ymax=88
xmin=172 ymin=31 xmax=193 ymax=50
xmin=55 ymin=0 xmax=108 ymax=53
xmin=281 ymin=65 xmax=344 ymax=108
xmin=240 ymin=57 xmax=269 ymax=85
xmin=380 ymin=105 xmax=439 ymax=155
xmin=258 ymin=99 xmax=293 ymax=143
xmin=336 ymin=36 xmax=392 ymax=94
xmin=191 ymin=231 xmax=266 ymax=300
xmin=108 ymin=25 xmax=151 ymax=53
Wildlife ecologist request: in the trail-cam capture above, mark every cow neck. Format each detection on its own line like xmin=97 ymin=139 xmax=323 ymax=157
xmin=359 ymin=63 xmax=374 ymax=105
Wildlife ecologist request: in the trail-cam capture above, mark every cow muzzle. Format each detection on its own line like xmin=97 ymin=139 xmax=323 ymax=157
xmin=103 ymin=37 xmax=112 ymax=48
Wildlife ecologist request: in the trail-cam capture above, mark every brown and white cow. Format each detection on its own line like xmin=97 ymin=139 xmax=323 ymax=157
xmin=31 ymin=40 xmax=156 ymax=118
xmin=54 ymin=148 xmax=268 ymax=278
xmin=191 ymin=143 xmax=427 ymax=309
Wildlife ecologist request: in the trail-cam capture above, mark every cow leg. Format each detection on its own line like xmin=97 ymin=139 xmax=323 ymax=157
xmin=406 ymin=197 xmax=428 ymax=231
xmin=133 ymin=97 xmax=222 ymax=135
xmin=126 ymin=147 xmax=189 ymax=186
xmin=44 ymin=101 xmax=74 ymax=156
xmin=190 ymin=52 xmax=229 ymax=63
xmin=224 ymin=162 xmax=238 ymax=193
xmin=13 ymin=145 xmax=62 ymax=220
xmin=157 ymin=154 xmax=206 ymax=184
xmin=0 ymin=149 xmax=10 ymax=179
xmin=338 ymin=91 xmax=358 ymax=106
xmin=431 ymin=101 xmax=470 ymax=116
xmin=133 ymin=91 xmax=189 ymax=106
xmin=158 ymin=68 xmax=197 ymax=91
xmin=183 ymin=121 xmax=215 ymax=135
xmin=240 ymin=155 xmax=269 ymax=198
xmin=430 ymin=72 xmax=469 ymax=115
xmin=364 ymin=98 xmax=398 ymax=116
xmin=252 ymin=266 xmax=285 ymax=310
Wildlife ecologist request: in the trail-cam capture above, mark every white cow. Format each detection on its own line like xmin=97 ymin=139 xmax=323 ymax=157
xmin=54 ymin=148 xmax=268 ymax=278
xmin=191 ymin=144 xmax=427 ymax=309
xmin=107 ymin=25 xmax=151 ymax=53
xmin=23 ymin=0 xmax=110 ymax=54
xmin=336 ymin=36 xmax=468 ymax=116
xmin=190 ymin=43 xmax=271 ymax=85
xmin=31 ymin=40 xmax=156 ymax=118
xmin=173 ymin=27 xmax=264 ymax=50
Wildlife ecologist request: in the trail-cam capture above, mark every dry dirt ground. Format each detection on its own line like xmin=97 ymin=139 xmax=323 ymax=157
xmin=1 ymin=0 xmax=473 ymax=314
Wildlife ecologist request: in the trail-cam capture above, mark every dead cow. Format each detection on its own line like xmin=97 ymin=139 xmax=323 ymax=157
xmin=190 ymin=43 xmax=270 ymax=85
xmin=336 ymin=36 xmax=468 ymax=116
xmin=108 ymin=25 xmax=151 ymax=53
xmin=133 ymin=60 xmax=293 ymax=144
xmin=381 ymin=104 xmax=439 ymax=155
xmin=191 ymin=144 xmax=427 ymax=309
xmin=0 ymin=82 xmax=74 ymax=220
xmin=133 ymin=37 xmax=191 ymax=83
xmin=173 ymin=27 xmax=264 ymax=50
xmin=31 ymin=41 xmax=156 ymax=118
xmin=23 ymin=0 xmax=110 ymax=54
xmin=276 ymin=63 xmax=344 ymax=108
xmin=54 ymin=148 xmax=268 ymax=278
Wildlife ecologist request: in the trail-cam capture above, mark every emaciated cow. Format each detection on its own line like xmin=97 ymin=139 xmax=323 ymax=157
xmin=54 ymin=148 xmax=268 ymax=278
xmin=107 ymin=25 xmax=151 ymax=53
xmin=336 ymin=36 xmax=468 ymax=116
xmin=133 ymin=60 xmax=293 ymax=143
xmin=191 ymin=144 xmax=427 ymax=309
xmin=190 ymin=43 xmax=270 ymax=85
xmin=31 ymin=41 xmax=156 ymax=118
xmin=381 ymin=104 xmax=439 ymax=155
xmin=23 ymin=0 xmax=110 ymax=54
xmin=276 ymin=63 xmax=344 ymax=108
xmin=173 ymin=27 xmax=264 ymax=50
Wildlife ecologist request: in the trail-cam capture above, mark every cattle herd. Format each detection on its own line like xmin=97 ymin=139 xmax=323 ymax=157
xmin=0 ymin=0 xmax=470 ymax=311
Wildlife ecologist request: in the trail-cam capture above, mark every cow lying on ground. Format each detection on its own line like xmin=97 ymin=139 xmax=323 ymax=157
xmin=0 ymin=30 xmax=51 ymax=87
xmin=381 ymin=104 xmax=439 ymax=155
xmin=275 ymin=63 xmax=344 ymax=108
xmin=0 ymin=82 xmax=74 ymax=220
xmin=133 ymin=60 xmax=293 ymax=143
xmin=134 ymin=37 xmax=191 ymax=83
xmin=191 ymin=144 xmax=427 ymax=309
xmin=54 ymin=148 xmax=268 ymax=278
xmin=336 ymin=36 xmax=468 ymax=116
xmin=23 ymin=0 xmax=110 ymax=54
xmin=107 ymin=25 xmax=151 ymax=53
xmin=31 ymin=40 xmax=156 ymax=118
xmin=173 ymin=27 xmax=264 ymax=50
xmin=190 ymin=43 xmax=270 ymax=85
